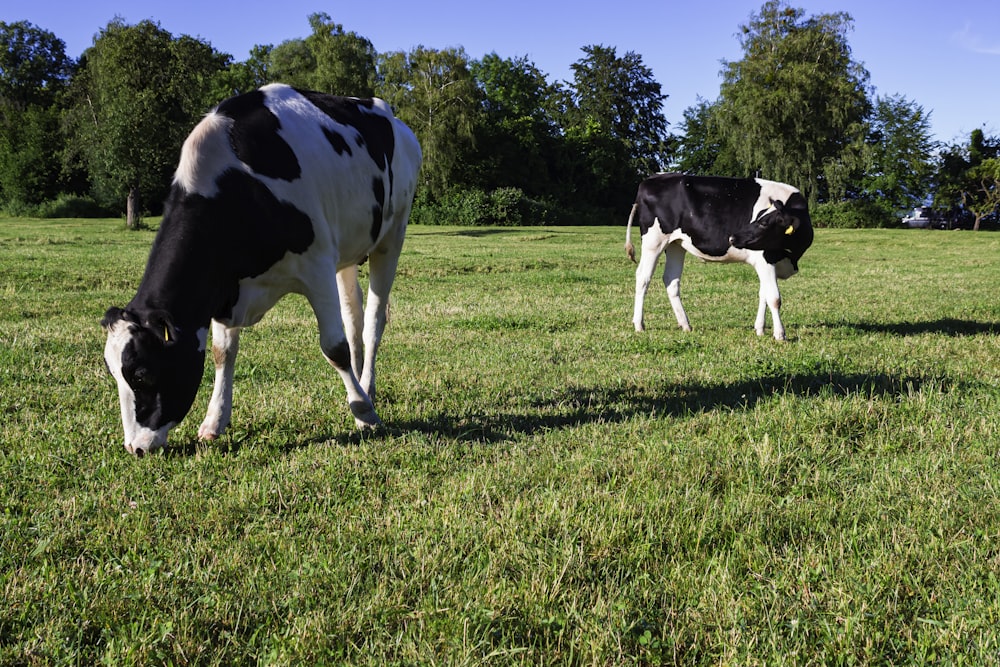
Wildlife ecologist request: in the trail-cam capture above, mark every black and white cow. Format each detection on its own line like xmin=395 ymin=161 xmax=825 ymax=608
xmin=102 ymin=83 xmax=422 ymax=455
xmin=624 ymin=173 xmax=813 ymax=340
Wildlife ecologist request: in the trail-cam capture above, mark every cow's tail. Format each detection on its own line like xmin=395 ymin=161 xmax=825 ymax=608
xmin=624 ymin=203 xmax=638 ymax=263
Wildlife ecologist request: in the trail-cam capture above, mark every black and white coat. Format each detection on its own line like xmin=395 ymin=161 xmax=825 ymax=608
xmin=103 ymin=83 xmax=422 ymax=455
xmin=625 ymin=173 xmax=814 ymax=340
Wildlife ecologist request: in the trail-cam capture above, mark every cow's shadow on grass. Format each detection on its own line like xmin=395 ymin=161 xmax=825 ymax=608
xmin=387 ymin=370 xmax=965 ymax=445
xmin=850 ymin=317 xmax=998 ymax=337
xmin=167 ymin=366 xmax=974 ymax=456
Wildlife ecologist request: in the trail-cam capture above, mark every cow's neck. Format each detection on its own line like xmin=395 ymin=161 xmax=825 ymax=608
xmin=129 ymin=218 xmax=238 ymax=336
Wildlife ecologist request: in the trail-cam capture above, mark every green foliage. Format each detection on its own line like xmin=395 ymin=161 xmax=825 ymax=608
xmin=0 ymin=104 xmax=65 ymax=206
xmin=304 ymin=13 xmax=376 ymax=96
xmin=717 ymin=1 xmax=871 ymax=203
xmin=2 ymin=7 xmax=997 ymax=229
xmin=409 ymin=187 xmax=563 ymax=226
xmin=0 ymin=22 xmax=76 ymax=208
xmin=5 ymin=219 xmax=1000 ymax=663
xmin=811 ymin=197 xmax=897 ymax=228
xmin=467 ymin=54 xmax=562 ymax=197
xmin=377 ymin=46 xmax=481 ymax=201
xmin=934 ymin=130 xmax=1000 ymax=229
xmin=861 ymin=95 xmax=937 ymax=208
xmin=67 ymin=19 xmax=229 ymax=222
xmin=0 ymin=20 xmax=73 ymax=108
xmin=564 ymin=45 xmax=669 ymax=178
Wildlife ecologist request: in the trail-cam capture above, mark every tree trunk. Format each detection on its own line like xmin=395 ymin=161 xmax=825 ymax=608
xmin=126 ymin=187 xmax=140 ymax=229
xmin=973 ymin=213 xmax=982 ymax=231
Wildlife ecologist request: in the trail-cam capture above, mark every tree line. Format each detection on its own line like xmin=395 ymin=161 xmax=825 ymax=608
xmin=1 ymin=1 xmax=998 ymax=229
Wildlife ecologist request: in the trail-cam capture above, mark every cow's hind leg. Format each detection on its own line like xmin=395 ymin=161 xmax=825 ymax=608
xmin=662 ymin=243 xmax=691 ymax=332
xmin=199 ymin=320 xmax=240 ymax=440
xmin=633 ymin=237 xmax=667 ymax=332
xmin=337 ymin=264 xmax=364 ymax=379
xmin=358 ymin=221 xmax=407 ymax=401
xmin=307 ymin=270 xmax=380 ymax=430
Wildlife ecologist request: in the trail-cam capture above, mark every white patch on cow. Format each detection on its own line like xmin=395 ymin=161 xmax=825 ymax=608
xmin=103 ymin=319 xmax=137 ymax=446
xmin=665 ymin=227 xmax=749 ymax=263
xmin=173 ymin=113 xmax=242 ymax=197
xmin=751 ymin=178 xmax=800 ymax=221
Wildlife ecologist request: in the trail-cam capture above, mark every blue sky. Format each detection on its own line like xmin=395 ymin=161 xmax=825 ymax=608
xmin=5 ymin=0 xmax=998 ymax=145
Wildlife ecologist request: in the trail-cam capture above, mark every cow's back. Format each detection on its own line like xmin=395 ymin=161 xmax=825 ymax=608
xmin=173 ymin=84 xmax=420 ymax=269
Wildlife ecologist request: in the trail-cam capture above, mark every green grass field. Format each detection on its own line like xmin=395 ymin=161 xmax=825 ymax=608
xmin=2 ymin=217 xmax=1000 ymax=665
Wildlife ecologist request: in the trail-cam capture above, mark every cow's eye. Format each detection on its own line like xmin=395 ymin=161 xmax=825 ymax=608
xmin=132 ymin=367 xmax=156 ymax=390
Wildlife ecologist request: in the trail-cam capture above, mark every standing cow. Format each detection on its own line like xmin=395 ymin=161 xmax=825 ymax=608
xmin=102 ymin=84 xmax=422 ymax=455
xmin=625 ymin=173 xmax=813 ymax=340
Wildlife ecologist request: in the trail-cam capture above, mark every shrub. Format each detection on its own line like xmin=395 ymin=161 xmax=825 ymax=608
xmin=1 ymin=194 xmax=113 ymax=219
xmin=411 ymin=187 xmax=550 ymax=226
xmin=812 ymin=198 xmax=897 ymax=229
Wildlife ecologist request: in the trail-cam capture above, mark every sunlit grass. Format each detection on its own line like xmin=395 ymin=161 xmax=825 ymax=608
xmin=2 ymin=219 xmax=1000 ymax=664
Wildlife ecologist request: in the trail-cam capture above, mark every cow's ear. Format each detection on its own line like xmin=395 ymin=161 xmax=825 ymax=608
xmin=143 ymin=310 xmax=178 ymax=346
xmin=101 ymin=306 xmax=126 ymax=331
xmin=770 ymin=198 xmax=785 ymax=212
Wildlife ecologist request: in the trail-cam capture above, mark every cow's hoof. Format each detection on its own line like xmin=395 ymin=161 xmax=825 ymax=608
xmin=349 ymin=401 xmax=381 ymax=430
xmin=197 ymin=424 xmax=221 ymax=441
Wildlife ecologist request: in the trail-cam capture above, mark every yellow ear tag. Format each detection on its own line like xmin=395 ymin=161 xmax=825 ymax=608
xmin=785 ymin=226 xmax=795 ymax=235
xmin=164 ymin=326 xmax=170 ymax=342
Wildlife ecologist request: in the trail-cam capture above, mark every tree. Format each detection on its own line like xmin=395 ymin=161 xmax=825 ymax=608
xmin=377 ymin=46 xmax=480 ymax=200
xmin=934 ymin=129 xmax=1000 ymax=229
xmin=964 ymin=158 xmax=1000 ymax=230
xmin=0 ymin=21 xmax=73 ymax=108
xmin=565 ymin=45 xmax=668 ymax=176
xmin=672 ymin=97 xmax=741 ymax=176
xmin=467 ymin=53 xmax=561 ymax=196
xmin=215 ymin=44 xmax=273 ymax=97
xmin=716 ymin=1 xmax=871 ymax=204
xmin=69 ymin=19 xmax=228 ymax=227
xmin=268 ymin=38 xmax=314 ymax=88
xmin=936 ymin=130 xmax=1000 ymax=230
xmin=550 ymin=45 xmax=669 ymax=211
xmin=0 ymin=21 xmax=74 ymax=208
xmin=859 ymin=94 xmax=936 ymax=209
xmin=305 ymin=13 xmax=377 ymax=96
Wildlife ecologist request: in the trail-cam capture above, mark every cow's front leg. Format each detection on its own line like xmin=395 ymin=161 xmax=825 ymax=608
xmin=308 ymin=277 xmax=380 ymax=430
xmin=199 ymin=321 xmax=240 ymax=440
xmin=754 ymin=264 xmax=785 ymax=340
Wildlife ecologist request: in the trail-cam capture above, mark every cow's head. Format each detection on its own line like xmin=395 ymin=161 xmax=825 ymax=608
xmin=102 ymin=307 xmax=206 ymax=455
xmin=729 ymin=198 xmax=814 ymax=270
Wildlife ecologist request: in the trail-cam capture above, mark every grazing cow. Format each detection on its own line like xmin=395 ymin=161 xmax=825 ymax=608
xmin=102 ymin=83 xmax=422 ymax=455
xmin=625 ymin=173 xmax=813 ymax=340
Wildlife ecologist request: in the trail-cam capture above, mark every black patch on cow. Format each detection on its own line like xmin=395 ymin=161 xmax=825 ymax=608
xmin=136 ymin=173 xmax=315 ymax=324
xmin=322 ymin=127 xmax=353 ymax=156
xmin=215 ymin=90 xmax=301 ymax=181
xmin=323 ymin=340 xmax=353 ymax=371
xmin=371 ymin=176 xmax=386 ymax=240
xmin=638 ymin=174 xmax=763 ymax=257
xmin=295 ymin=89 xmax=395 ymax=178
